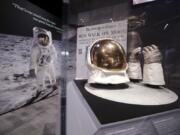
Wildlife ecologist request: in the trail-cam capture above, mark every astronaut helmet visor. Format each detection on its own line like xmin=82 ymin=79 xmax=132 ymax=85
xmin=90 ymin=39 xmax=127 ymax=71
xmin=37 ymin=33 xmax=49 ymax=46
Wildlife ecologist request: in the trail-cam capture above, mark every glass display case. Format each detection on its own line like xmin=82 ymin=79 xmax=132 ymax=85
xmin=65 ymin=0 xmax=180 ymax=135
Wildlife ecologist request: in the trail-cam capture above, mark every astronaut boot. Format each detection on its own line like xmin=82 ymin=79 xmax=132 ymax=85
xmin=46 ymin=83 xmax=58 ymax=90
xmin=52 ymin=84 xmax=58 ymax=90
xmin=36 ymin=84 xmax=46 ymax=96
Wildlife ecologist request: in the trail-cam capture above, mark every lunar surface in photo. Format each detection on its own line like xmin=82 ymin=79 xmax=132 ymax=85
xmin=0 ymin=33 xmax=62 ymax=114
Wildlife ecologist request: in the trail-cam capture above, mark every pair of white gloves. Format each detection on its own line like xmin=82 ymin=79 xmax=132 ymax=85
xmin=128 ymin=44 xmax=165 ymax=86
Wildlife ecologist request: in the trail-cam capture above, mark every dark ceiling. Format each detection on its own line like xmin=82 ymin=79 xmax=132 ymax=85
xmin=27 ymin=0 xmax=63 ymax=19
xmin=26 ymin=0 xmax=178 ymax=17
xmin=27 ymin=0 xmax=128 ymax=17
xmin=26 ymin=0 xmax=180 ymax=27
xmin=69 ymin=0 xmax=128 ymax=13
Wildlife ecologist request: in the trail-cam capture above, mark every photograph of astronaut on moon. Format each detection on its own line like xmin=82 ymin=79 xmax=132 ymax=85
xmin=0 ymin=27 xmax=62 ymax=114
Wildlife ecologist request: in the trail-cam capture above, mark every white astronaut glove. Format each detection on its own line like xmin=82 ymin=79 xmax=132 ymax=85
xmin=143 ymin=44 xmax=165 ymax=85
xmin=127 ymin=47 xmax=142 ymax=80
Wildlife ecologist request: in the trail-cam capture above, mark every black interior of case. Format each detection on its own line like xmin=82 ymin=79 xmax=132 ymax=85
xmin=74 ymin=80 xmax=180 ymax=125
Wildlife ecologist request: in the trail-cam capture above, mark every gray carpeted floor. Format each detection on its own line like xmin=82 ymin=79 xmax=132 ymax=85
xmin=0 ymin=95 xmax=59 ymax=135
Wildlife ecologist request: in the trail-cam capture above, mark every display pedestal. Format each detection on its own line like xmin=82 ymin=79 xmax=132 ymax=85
xmin=85 ymin=83 xmax=178 ymax=105
xmin=66 ymin=80 xmax=180 ymax=135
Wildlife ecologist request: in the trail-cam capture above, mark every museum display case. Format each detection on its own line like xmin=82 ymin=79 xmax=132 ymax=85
xmin=65 ymin=0 xmax=180 ymax=135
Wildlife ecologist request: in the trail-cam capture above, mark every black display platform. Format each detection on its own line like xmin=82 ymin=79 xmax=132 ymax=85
xmin=74 ymin=80 xmax=180 ymax=124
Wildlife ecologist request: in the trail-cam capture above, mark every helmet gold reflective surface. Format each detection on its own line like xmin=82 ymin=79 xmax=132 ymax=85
xmin=37 ymin=33 xmax=49 ymax=46
xmin=90 ymin=39 xmax=127 ymax=71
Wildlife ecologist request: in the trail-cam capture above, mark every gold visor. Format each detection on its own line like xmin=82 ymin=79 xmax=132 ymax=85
xmin=90 ymin=39 xmax=127 ymax=71
xmin=38 ymin=33 xmax=49 ymax=46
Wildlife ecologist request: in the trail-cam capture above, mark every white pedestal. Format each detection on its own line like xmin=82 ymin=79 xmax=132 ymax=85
xmin=66 ymin=81 xmax=180 ymax=135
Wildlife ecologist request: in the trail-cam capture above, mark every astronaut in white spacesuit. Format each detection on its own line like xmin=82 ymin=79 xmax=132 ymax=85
xmin=29 ymin=27 xmax=57 ymax=91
